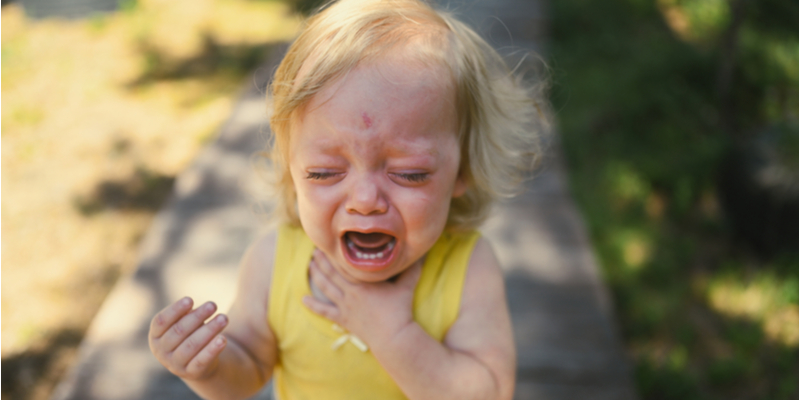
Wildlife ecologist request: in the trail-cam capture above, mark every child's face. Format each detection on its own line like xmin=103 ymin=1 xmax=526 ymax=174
xmin=288 ymin=56 xmax=465 ymax=282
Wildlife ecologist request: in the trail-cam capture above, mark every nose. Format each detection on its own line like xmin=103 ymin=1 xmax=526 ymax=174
xmin=346 ymin=175 xmax=388 ymax=215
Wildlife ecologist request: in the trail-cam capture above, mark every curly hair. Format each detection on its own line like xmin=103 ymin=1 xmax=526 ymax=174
xmin=265 ymin=0 xmax=549 ymax=230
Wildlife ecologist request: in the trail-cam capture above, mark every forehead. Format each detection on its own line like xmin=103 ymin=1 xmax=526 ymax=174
xmin=291 ymin=56 xmax=457 ymax=153
xmin=311 ymin=52 xmax=454 ymax=111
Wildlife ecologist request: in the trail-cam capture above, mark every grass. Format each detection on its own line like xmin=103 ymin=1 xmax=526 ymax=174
xmin=549 ymin=0 xmax=798 ymax=399
xmin=1 ymin=2 xmax=301 ymax=399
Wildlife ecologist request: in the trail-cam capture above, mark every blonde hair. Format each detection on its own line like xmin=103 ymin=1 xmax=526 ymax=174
xmin=266 ymin=0 xmax=549 ymax=230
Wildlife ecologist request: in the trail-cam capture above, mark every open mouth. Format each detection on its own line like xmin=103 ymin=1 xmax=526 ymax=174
xmin=343 ymin=231 xmax=397 ymax=269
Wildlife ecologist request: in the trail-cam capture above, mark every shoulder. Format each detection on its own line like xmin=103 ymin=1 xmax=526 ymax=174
xmin=466 ymin=236 xmax=499 ymax=274
xmin=228 ymin=230 xmax=278 ymax=326
xmin=444 ymin=236 xmax=516 ymax=398
xmin=461 ymin=236 xmax=506 ymax=314
xmin=238 ymin=230 xmax=278 ymax=294
xmin=448 ymin=232 xmax=502 ymax=290
xmin=436 ymin=232 xmax=501 ymax=304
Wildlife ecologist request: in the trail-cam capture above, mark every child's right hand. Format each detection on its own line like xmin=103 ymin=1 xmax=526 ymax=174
xmin=148 ymin=297 xmax=229 ymax=381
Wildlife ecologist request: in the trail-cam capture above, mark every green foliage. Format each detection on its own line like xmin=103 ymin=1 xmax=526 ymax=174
xmin=707 ymin=356 xmax=749 ymax=387
xmin=118 ymin=0 xmax=139 ymax=13
xmin=284 ymin=0 xmax=328 ymax=15
xmin=550 ymin=0 xmax=798 ymax=398
xmin=636 ymin=358 xmax=704 ymax=400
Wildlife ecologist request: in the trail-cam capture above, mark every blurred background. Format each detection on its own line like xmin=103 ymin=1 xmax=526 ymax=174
xmin=549 ymin=0 xmax=798 ymax=399
xmin=2 ymin=1 xmax=302 ymax=399
xmin=1 ymin=0 xmax=797 ymax=400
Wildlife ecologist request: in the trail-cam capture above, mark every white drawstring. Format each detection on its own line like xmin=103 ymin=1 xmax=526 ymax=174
xmin=331 ymin=324 xmax=369 ymax=352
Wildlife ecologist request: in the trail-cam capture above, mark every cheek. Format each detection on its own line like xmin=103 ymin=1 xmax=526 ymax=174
xmin=408 ymin=171 xmax=461 ymax=230
xmin=296 ymin=184 xmax=334 ymax=218
xmin=396 ymin=187 xmax=452 ymax=229
xmin=294 ymin=181 xmax=345 ymax=237
xmin=293 ymin=179 xmax=324 ymax=224
xmin=295 ymin=187 xmax=339 ymax=253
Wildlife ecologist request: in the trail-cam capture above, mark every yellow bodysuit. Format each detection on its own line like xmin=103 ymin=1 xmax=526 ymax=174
xmin=268 ymin=224 xmax=480 ymax=400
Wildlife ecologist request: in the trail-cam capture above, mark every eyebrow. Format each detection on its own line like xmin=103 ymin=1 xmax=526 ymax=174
xmin=304 ymin=134 xmax=443 ymax=159
xmin=386 ymin=141 xmax=441 ymax=158
xmin=307 ymin=139 xmax=343 ymax=154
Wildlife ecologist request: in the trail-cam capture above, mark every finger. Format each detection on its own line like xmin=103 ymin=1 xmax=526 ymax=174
xmin=309 ymin=261 xmax=344 ymax=303
xmin=312 ymin=249 xmax=352 ymax=288
xmin=303 ymin=295 xmax=341 ymax=323
xmin=185 ymin=334 xmax=227 ymax=379
xmin=150 ymin=297 xmax=193 ymax=339
xmin=160 ymin=301 xmax=218 ymax=352
xmin=172 ymin=313 xmax=229 ymax=368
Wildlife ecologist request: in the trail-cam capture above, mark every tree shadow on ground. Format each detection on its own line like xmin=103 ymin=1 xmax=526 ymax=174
xmin=73 ymin=168 xmax=175 ymax=216
xmin=2 ymin=329 xmax=84 ymax=400
xmin=127 ymin=34 xmax=274 ymax=88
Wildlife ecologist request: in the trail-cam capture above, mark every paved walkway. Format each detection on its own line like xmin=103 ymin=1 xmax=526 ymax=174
xmin=51 ymin=1 xmax=637 ymax=399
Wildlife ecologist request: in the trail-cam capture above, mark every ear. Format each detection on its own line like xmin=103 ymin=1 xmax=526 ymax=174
xmin=452 ymin=173 xmax=467 ymax=198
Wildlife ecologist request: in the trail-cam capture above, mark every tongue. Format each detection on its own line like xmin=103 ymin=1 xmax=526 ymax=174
xmin=347 ymin=232 xmax=394 ymax=249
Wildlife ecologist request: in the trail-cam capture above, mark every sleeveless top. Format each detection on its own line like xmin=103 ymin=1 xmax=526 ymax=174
xmin=268 ymin=225 xmax=480 ymax=400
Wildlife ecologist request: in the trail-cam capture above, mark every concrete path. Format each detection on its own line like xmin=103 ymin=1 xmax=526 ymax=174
xmin=51 ymin=1 xmax=637 ymax=399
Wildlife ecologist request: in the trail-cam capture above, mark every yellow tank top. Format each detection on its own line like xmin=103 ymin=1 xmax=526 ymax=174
xmin=268 ymin=225 xmax=480 ymax=400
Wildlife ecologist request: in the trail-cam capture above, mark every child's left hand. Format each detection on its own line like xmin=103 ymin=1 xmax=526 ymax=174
xmin=303 ymin=249 xmax=422 ymax=348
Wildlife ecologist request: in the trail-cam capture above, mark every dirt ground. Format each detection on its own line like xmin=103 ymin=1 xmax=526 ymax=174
xmin=1 ymin=2 xmax=300 ymax=399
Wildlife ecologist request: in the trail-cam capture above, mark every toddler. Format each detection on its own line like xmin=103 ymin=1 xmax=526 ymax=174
xmin=148 ymin=0 xmax=546 ymax=399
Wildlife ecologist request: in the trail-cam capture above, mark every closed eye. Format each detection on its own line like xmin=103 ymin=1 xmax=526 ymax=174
xmin=394 ymin=172 xmax=429 ymax=183
xmin=306 ymin=171 xmax=339 ymax=180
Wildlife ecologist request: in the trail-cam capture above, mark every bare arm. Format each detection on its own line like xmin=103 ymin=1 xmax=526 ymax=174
xmin=305 ymin=238 xmax=516 ymax=400
xmin=150 ymin=232 xmax=279 ymax=400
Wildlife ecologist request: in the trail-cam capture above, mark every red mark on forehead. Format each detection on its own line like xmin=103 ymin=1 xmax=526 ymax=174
xmin=361 ymin=112 xmax=373 ymax=129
